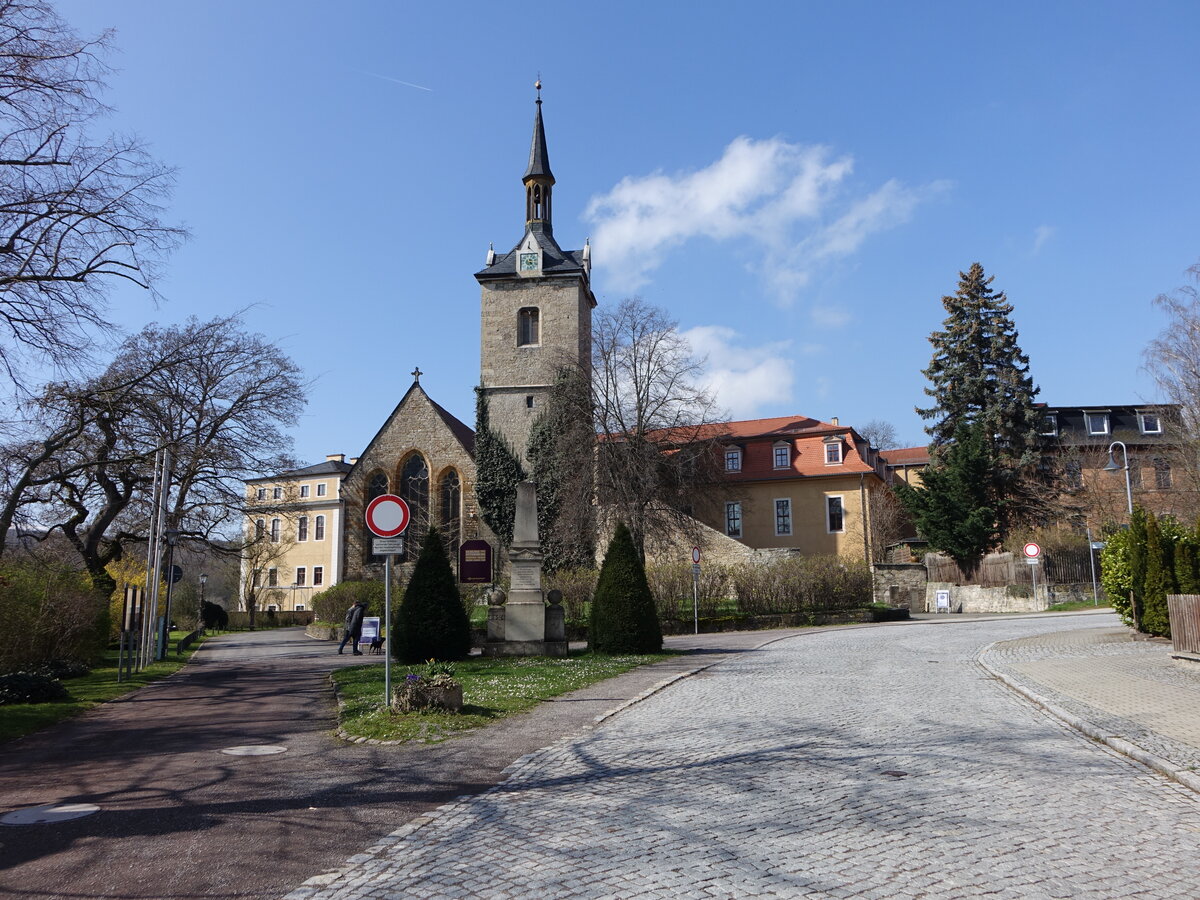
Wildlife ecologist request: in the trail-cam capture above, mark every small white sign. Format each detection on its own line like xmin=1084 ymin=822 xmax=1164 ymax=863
xmin=373 ymin=537 xmax=404 ymax=555
xmin=935 ymin=589 xmax=950 ymax=610
xmin=1091 ymin=541 xmax=1106 ymax=550
xmin=1026 ymin=556 xmax=1040 ymax=565
xmin=692 ymin=563 xmax=701 ymax=579
xmin=360 ymin=617 xmax=380 ymax=642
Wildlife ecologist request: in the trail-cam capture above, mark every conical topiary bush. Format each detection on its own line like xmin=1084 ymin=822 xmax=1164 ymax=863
xmin=393 ymin=528 xmax=472 ymax=662
xmin=589 ymin=521 xmax=662 ymax=654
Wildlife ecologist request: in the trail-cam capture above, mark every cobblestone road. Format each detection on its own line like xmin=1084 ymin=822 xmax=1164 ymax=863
xmin=287 ymin=616 xmax=1200 ymax=899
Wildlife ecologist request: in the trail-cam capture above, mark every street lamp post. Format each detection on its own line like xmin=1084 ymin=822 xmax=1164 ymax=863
xmin=1104 ymin=440 xmax=1133 ymax=515
xmin=198 ymin=572 xmax=208 ymax=631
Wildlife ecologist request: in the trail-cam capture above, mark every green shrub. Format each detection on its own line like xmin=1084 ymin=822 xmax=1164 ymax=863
xmin=730 ymin=555 xmax=871 ymax=615
xmin=645 ymin=562 xmax=730 ymax=621
xmin=35 ymin=659 xmax=91 ymax=680
xmin=393 ymin=529 xmax=472 ymax=662
xmin=0 ymin=671 xmax=71 ymax=705
xmin=311 ymin=579 xmax=385 ymax=624
xmin=544 ymin=567 xmax=597 ymax=626
xmin=0 ymin=559 xmax=107 ymax=672
xmin=589 ymin=522 xmax=661 ymax=654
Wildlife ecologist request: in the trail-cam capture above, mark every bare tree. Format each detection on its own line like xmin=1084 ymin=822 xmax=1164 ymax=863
xmin=868 ymin=486 xmax=912 ymax=562
xmin=237 ymin=524 xmax=297 ymax=628
xmin=590 ymin=298 xmax=726 ymax=559
xmin=0 ymin=313 xmax=305 ymax=588
xmin=859 ymin=419 xmax=899 ymax=450
xmin=1144 ymin=262 xmax=1200 ymax=521
xmin=0 ymin=1 xmax=183 ymax=381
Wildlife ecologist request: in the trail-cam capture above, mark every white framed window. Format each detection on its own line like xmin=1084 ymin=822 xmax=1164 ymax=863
xmin=775 ymin=498 xmax=792 ymax=536
xmin=1085 ymin=412 xmax=1109 ymax=435
xmin=1139 ymin=413 xmax=1162 ymax=435
xmin=267 ymin=604 xmax=278 ymax=612
xmin=255 ymin=518 xmax=265 ymax=540
xmin=313 ymin=566 xmax=324 ymax=586
xmin=725 ymin=501 xmax=742 ymax=538
xmin=316 ymin=483 xmax=327 ymax=497
xmin=295 ymin=604 xmax=305 ymax=611
xmin=297 ymin=516 xmax=309 ymax=541
xmin=724 ymin=447 xmax=742 ymax=471
xmin=295 ymin=566 xmax=306 ymax=586
xmin=1040 ymin=414 xmax=1058 ymax=437
xmin=826 ymin=495 xmax=845 ymax=533
xmin=1155 ymin=457 xmax=1172 ymax=490
xmin=256 ymin=487 xmax=266 ymax=501
xmin=825 ymin=441 xmax=843 ymax=465
xmin=267 ymin=567 xmax=278 ymax=587
xmin=270 ymin=518 xmax=281 ymax=542
xmin=315 ymin=515 xmax=326 ymax=541
xmin=272 ymin=486 xmax=282 ymax=500
xmin=773 ymin=443 xmax=790 ymax=469
xmin=300 ymin=484 xmax=310 ymax=498
xmin=252 ymin=568 xmax=261 ymax=588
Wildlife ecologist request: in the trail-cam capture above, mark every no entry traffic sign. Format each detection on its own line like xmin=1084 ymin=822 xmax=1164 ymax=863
xmin=1022 ymin=542 xmax=1041 ymax=559
xmin=365 ymin=494 xmax=410 ymax=537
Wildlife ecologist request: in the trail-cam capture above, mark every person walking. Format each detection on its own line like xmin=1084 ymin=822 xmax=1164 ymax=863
xmin=338 ymin=600 xmax=367 ymax=655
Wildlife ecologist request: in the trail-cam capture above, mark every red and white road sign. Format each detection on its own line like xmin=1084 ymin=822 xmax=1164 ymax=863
xmin=365 ymin=494 xmax=410 ymax=537
xmin=1022 ymin=542 xmax=1041 ymax=559
xmin=692 ymin=546 xmax=701 ymax=565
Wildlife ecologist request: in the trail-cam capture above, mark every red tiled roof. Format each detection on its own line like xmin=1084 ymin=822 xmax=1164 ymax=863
xmin=879 ymin=446 xmax=930 ymax=467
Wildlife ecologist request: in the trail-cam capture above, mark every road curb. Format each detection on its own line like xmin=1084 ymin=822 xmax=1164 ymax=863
xmin=977 ymin=641 xmax=1200 ymax=796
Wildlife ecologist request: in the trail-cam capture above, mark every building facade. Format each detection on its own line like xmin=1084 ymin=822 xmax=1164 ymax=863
xmin=241 ymin=455 xmax=352 ymax=611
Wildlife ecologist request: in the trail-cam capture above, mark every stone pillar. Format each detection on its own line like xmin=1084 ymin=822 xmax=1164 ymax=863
xmin=505 ymin=482 xmax=546 ymax=643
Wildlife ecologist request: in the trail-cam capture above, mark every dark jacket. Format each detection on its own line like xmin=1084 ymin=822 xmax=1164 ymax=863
xmin=343 ymin=603 xmax=366 ymax=636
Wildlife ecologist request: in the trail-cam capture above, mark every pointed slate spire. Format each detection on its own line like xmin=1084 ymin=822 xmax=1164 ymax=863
xmin=523 ymin=79 xmax=554 ymax=235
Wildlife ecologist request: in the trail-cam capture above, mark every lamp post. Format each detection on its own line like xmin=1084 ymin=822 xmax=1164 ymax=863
xmin=198 ymin=572 xmax=208 ymax=631
xmin=1103 ymin=440 xmax=1133 ymax=515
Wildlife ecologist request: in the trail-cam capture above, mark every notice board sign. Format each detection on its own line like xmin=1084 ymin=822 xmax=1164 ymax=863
xmin=360 ymin=617 xmax=380 ymax=643
xmin=459 ymin=539 xmax=493 ymax=583
xmin=935 ymin=589 xmax=951 ymax=612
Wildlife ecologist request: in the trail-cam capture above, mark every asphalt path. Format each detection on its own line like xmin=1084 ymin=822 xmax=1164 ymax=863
xmin=0 ymin=626 xmax=768 ymax=900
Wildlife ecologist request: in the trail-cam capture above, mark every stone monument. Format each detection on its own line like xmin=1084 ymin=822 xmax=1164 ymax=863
xmin=483 ymin=481 xmax=568 ymax=657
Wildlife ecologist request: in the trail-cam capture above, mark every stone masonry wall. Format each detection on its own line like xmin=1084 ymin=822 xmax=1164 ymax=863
xmin=342 ymin=385 xmax=488 ymax=582
xmin=872 ymin=563 xmax=927 ymax=610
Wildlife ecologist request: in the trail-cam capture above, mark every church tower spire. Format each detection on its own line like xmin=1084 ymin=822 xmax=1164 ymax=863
xmin=523 ymin=80 xmax=554 ymax=236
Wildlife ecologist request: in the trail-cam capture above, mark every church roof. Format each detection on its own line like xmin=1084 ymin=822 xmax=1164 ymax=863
xmin=427 ymin=394 xmax=476 ymax=456
xmin=523 ymin=96 xmax=554 ymax=183
xmin=475 ymin=229 xmax=588 ymax=280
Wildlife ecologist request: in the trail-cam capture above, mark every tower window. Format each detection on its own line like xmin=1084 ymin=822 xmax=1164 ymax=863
xmin=518 ymin=307 xmax=540 ymax=346
xmin=526 ymin=395 xmax=536 ymax=409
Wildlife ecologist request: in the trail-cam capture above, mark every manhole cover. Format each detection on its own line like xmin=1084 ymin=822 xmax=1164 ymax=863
xmin=220 ymin=745 xmax=287 ymax=756
xmin=881 ymin=770 xmax=909 ymax=778
xmin=1 ymin=803 xmax=100 ymax=826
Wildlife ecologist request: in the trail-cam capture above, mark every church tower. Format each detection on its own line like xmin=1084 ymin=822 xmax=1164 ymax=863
xmin=476 ymin=83 xmax=596 ymax=464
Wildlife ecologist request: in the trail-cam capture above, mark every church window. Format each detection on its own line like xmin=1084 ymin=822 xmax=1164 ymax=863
xmin=367 ymin=471 xmax=388 ymax=501
xmin=440 ymin=469 xmax=462 ymax=561
xmin=518 ymin=307 xmax=540 ymax=346
xmin=399 ymin=454 xmax=430 ymax=555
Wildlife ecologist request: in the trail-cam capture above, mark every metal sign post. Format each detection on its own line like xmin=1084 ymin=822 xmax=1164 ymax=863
xmin=1022 ymin=542 xmax=1042 ymax=608
xmin=691 ymin=546 xmax=701 ymax=634
xmin=366 ymin=494 xmax=411 ymax=710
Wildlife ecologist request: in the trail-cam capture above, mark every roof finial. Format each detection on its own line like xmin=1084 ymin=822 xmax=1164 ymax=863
xmin=535 ymin=74 xmax=542 ymax=103
xmin=412 ymin=366 xmax=422 ymax=383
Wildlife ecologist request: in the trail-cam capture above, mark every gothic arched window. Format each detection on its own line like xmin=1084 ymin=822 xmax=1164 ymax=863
xmin=439 ymin=469 xmax=462 ymax=561
xmin=399 ymin=454 xmax=429 ymax=554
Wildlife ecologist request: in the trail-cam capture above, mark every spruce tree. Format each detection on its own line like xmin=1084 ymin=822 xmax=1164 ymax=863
xmin=915 ymin=263 xmax=1046 ymax=537
xmin=392 ymin=528 xmax=472 ymax=662
xmin=473 ymin=387 xmax=526 ymax=547
xmin=895 ymin=422 xmax=996 ymax=577
xmin=589 ymin=521 xmax=662 ymax=654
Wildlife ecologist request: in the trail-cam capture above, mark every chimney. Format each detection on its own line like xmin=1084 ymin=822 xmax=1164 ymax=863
xmin=326 ymin=453 xmax=345 ymax=463
xmin=831 ymin=417 xmax=839 ymax=426
xmin=348 ymin=457 xmax=359 ymax=465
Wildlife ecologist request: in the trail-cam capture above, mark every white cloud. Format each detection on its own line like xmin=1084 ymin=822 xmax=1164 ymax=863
xmin=810 ymin=305 xmax=852 ymax=329
xmin=681 ymin=324 xmax=795 ymax=419
xmin=586 ymin=137 xmax=939 ymax=305
xmin=1033 ymin=224 xmax=1055 ymax=254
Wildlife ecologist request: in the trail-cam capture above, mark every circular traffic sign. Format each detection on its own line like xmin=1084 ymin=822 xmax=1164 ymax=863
xmin=1022 ymin=542 xmax=1041 ymax=559
xmin=365 ymin=494 xmax=410 ymax=537
xmin=691 ymin=546 xmax=701 ymax=565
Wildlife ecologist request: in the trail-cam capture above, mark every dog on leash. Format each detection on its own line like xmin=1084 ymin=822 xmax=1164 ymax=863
xmin=368 ymin=637 xmax=385 ymax=655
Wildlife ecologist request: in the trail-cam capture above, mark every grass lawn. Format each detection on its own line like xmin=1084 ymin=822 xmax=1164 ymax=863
xmin=333 ymin=650 xmax=674 ymax=743
xmin=1046 ymin=598 xmax=1112 ymax=612
xmin=0 ymin=630 xmax=207 ymax=743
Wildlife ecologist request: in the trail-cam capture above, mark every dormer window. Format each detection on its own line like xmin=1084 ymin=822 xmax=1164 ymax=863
xmin=773 ymin=442 xmax=791 ymax=469
xmin=724 ymin=447 xmax=742 ymax=472
xmin=1085 ymin=412 xmax=1109 ymax=436
xmin=1040 ymin=414 xmax=1058 ymax=437
xmin=518 ymin=307 xmax=540 ymax=346
xmin=1139 ymin=412 xmax=1162 ymax=435
xmin=824 ymin=439 xmax=843 ymax=465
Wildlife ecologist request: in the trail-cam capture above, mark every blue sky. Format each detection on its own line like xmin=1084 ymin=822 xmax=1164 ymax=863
xmin=54 ymin=1 xmax=1200 ymax=460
